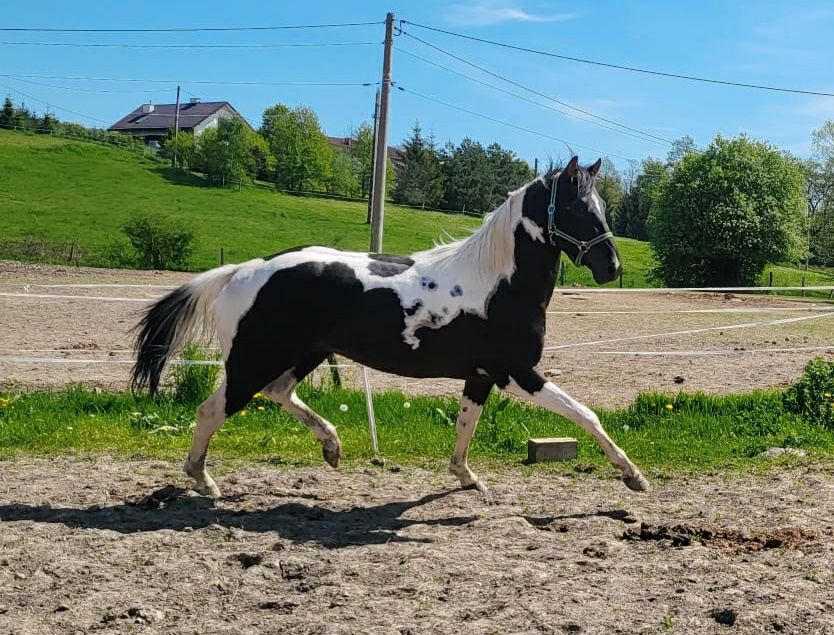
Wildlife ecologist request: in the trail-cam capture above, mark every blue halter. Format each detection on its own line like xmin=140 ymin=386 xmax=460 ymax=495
xmin=546 ymin=174 xmax=614 ymax=266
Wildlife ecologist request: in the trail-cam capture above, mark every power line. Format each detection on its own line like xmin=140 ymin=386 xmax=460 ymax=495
xmin=400 ymin=29 xmax=673 ymax=145
xmin=395 ymin=85 xmax=636 ymax=162
xmin=0 ymin=21 xmax=382 ymax=33
xmin=0 ymin=81 xmax=110 ymax=124
xmin=0 ymin=40 xmax=381 ymax=49
xmin=4 ymin=76 xmax=170 ymax=94
xmin=400 ymin=20 xmax=834 ymax=98
xmin=398 ymin=47 xmax=669 ymax=147
xmin=1 ymin=73 xmax=376 ymax=87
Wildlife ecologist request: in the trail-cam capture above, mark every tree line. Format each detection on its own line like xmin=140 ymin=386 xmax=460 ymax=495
xmin=166 ymin=104 xmax=535 ymax=215
xmin=3 ymin=95 xmax=833 ymax=285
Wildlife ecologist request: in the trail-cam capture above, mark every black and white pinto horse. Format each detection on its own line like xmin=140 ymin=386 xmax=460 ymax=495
xmin=132 ymin=156 xmax=649 ymax=497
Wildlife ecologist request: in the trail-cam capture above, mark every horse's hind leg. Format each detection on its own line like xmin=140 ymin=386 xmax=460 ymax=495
xmin=184 ymin=379 xmax=228 ymax=497
xmin=262 ymin=356 xmax=342 ymax=468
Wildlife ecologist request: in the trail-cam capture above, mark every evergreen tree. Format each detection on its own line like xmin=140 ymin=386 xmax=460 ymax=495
xmin=392 ymin=122 xmax=443 ymax=208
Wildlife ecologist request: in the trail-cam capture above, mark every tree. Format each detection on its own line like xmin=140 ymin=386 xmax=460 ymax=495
xmin=441 ymin=137 xmax=533 ymax=214
xmin=349 ymin=122 xmax=375 ymax=198
xmin=812 ymin=121 xmax=834 ymax=161
xmin=614 ymin=158 xmax=667 ymax=240
xmin=486 ymin=142 xmax=534 ymax=204
xmin=0 ymin=97 xmax=15 ymax=129
xmin=38 ymin=111 xmax=58 ymax=134
xmin=666 ymin=135 xmax=696 ymax=168
xmin=260 ymin=104 xmax=332 ymax=191
xmin=594 ymin=157 xmax=624 ymax=226
xmin=195 ymin=117 xmax=262 ymax=186
xmin=249 ymin=132 xmax=275 ymax=182
xmin=327 ymin=149 xmax=360 ymax=197
xmin=649 ymin=135 xmax=806 ymax=286
xmin=803 ymin=122 xmax=834 ymax=265
xmin=392 ymin=122 xmax=444 ymax=208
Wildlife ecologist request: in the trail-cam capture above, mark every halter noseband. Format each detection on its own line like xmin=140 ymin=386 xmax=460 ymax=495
xmin=546 ymin=174 xmax=614 ymax=266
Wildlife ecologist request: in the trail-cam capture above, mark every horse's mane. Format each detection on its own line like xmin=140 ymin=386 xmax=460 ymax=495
xmin=413 ymin=179 xmax=534 ymax=282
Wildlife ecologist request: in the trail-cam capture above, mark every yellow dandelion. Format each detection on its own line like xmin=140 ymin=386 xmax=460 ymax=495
xmin=257 ymin=406 xmax=265 ymax=412
xmin=824 ymin=392 xmax=832 ymax=398
xmin=240 ymin=409 xmax=248 ymax=417
xmin=665 ymin=403 xmax=674 ymax=410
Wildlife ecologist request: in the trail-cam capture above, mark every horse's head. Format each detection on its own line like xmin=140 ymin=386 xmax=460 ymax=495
xmin=525 ymin=156 xmax=621 ymax=284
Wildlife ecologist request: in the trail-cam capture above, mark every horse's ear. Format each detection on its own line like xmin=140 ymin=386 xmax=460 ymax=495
xmin=566 ymin=156 xmax=580 ymax=179
xmin=588 ymin=158 xmax=603 ymax=177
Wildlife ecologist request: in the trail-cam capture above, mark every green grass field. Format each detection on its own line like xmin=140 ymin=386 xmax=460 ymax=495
xmin=0 ymin=131 xmax=479 ymax=270
xmin=1 ymin=129 xmax=831 ymax=294
xmin=1 ymin=382 xmax=832 ymax=473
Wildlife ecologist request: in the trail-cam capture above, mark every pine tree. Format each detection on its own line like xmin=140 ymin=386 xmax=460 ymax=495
xmin=392 ymin=122 xmax=443 ymax=208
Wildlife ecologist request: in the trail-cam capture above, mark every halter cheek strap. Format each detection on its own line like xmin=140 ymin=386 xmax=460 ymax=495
xmin=546 ymin=175 xmax=615 ymax=267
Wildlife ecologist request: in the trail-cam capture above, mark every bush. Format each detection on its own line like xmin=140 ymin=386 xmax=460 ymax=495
xmin=122 ymin=215 xmax=194 ymax=270
xmin=168 ymin=343 xmax=221 ymax=406
xmin=784 ymin=358 xmax=834 ymax=428
xmin=649 ymin=135 xmax=806 ymax=286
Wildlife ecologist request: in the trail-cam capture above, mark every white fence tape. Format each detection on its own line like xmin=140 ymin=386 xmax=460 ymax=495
xmin=556 ymin=286 xmax=834 ymax=293
xmin=1 ymin=283 xmax=176 ymax=289
xmin=547 ymin=307 xmax=834 ymax=315
xmin=589 ymin=345 xmax=834 ymax=357
xmin=0 ymin=292 xmax=153 ymax=303
xmin=0 ymin=356 xmax=361 ymax=368
xmin=543 ymin=311 xmax=834 ymax=351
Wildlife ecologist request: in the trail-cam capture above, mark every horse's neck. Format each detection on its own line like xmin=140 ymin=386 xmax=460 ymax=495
xmin=507 ymin=233 xmax=561 ymax=311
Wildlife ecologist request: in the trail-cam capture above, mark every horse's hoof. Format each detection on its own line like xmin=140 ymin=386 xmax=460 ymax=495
xmin=623 ymin=473 xmax=650 ymax=492
xmin=323 ymin=439 xmax=341 ymax=468
xmin=193 ymin=480 xmax=222 ymax=498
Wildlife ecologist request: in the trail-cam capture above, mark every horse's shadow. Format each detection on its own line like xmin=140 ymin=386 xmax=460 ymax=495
xmin=0 ymin=487 xmax=475 ymax=548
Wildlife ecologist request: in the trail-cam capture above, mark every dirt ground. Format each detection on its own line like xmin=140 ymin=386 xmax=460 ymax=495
xmin=2 ymin=261 xmax=832 ymax=408
xmin=0 ymin=456 xmax=833 ymax=634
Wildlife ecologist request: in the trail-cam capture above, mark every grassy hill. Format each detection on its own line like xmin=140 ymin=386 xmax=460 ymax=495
xmin=1 ymin=130 xmax=830 ymax=292
xmin=0 ymin=131 xmax=481 ymax=271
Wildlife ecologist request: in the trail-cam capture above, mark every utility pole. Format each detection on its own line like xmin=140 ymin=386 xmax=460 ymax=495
xmin=366 ymin=88 xmax=381 ymax=225
xmin=534 ymin=157 xmax=538 ymax=177
xmin=369 ymin=12 xmax=395 ymax=253
xmin=172 ymin=85 xmax=181 ymax=168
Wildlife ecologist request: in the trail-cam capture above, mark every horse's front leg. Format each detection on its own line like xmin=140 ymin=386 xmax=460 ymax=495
xmin=501 ymin=368 xmax=649 ymax=492
xmin=448 ymin=377 xmax=494 ymax=493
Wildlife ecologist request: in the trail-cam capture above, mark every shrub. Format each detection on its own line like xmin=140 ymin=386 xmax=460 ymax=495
xmin=122 ymin=215 xmax=194 ymax=270
xmin=168 ymin=343 xmax=221 ymax=406
xmin=784 ymin=358 xmax=834 ymax=428
xmin=649 ymin=135 xmax=806 ymax=286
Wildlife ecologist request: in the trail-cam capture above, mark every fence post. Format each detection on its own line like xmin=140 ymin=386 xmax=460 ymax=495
xmin=619 ymin=269 xmax=624 ymax=288
xmin=220 ymin=247 xmax=224 ymax=266
xmin=559 ymin=259 xmax=566 ymax=286
xmin=769 ymin=271 xmax=773 ymax=294
xmin=801 ymin=276 xmax=805 ymax=297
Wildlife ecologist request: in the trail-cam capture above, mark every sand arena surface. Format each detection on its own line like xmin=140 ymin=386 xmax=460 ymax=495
xmin=1 ymin=457 xmax=833 ymax=634
xmin=2 ymin=261 xmax=832 ymax=408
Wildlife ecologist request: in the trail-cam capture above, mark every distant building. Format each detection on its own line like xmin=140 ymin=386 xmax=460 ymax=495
xmin=327 ymin=135 xmax=404 ymax=165
xmin=108 ymin=99 xmax=247 ymax=147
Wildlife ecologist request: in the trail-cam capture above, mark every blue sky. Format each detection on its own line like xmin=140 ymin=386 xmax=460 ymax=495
xmin=2 ymin=1 xmax=833 ymax=170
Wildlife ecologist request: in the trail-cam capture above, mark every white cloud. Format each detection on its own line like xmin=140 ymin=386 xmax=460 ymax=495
xmin=444 ymin=2 xmax=577 ymax=27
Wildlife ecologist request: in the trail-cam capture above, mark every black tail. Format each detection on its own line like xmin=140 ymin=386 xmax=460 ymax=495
xmin=131 ymin=286 xmax=197 ymax=395
xmin=131 ymin=263 xmax=240 ymax=394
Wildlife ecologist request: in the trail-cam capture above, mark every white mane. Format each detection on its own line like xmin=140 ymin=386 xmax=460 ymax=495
xmin=413 ymin=180 xmax=535 ymax=284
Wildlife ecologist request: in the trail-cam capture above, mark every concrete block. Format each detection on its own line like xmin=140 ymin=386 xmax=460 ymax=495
xmin=527 ymin=437 xmax=578 ymax=463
